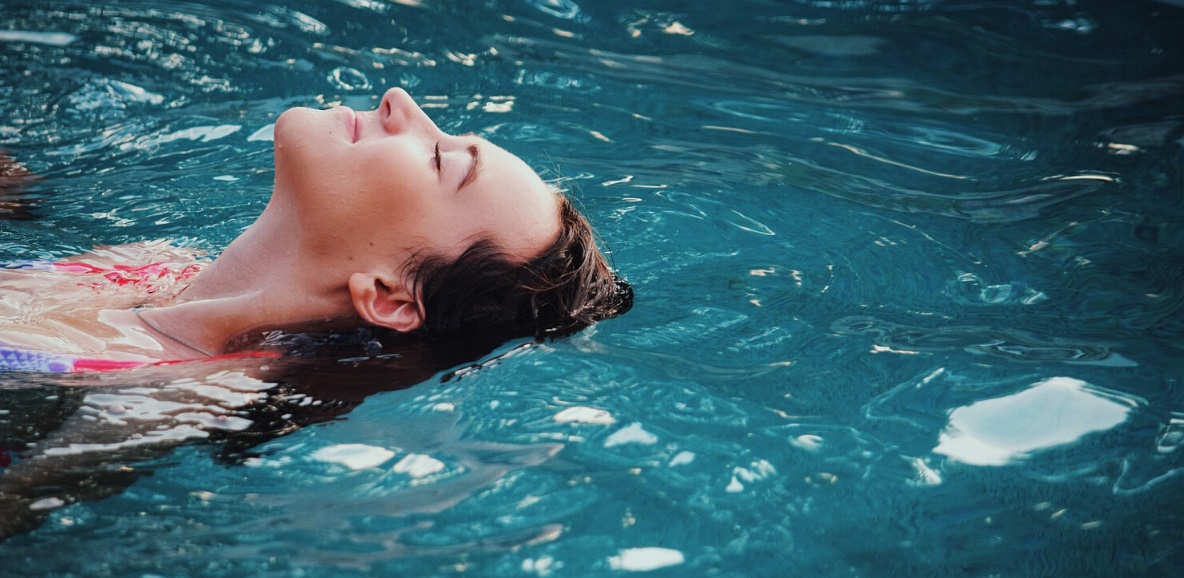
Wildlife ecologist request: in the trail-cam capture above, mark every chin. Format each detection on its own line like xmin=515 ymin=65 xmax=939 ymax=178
xmin=272 ymin=107 xmax=339 ymax=206
xmin=273 ymin=107 xmax=348 ymax=181
xmin=273 ymin=107 xmax=319 ymax=146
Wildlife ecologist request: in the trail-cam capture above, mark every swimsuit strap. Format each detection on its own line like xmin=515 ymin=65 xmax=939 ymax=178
xmin=0 ymin=346 xmax=278 ymax=373
xmin=0 ymin=346 xmax=80 ymax=372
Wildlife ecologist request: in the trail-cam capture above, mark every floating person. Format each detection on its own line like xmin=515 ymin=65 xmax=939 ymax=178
xmin=0 ymin=88 xmax=631 ymax=539
xmin=0 ymin=87 xmax=632 ymax=373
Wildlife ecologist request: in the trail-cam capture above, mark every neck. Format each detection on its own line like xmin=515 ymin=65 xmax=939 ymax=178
xmin=137 ymin=200 xmax=359 ymax=357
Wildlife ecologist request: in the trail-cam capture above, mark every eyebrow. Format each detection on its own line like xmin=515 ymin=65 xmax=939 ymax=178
xmin=459 ymin=143 xmax=481 ymax=191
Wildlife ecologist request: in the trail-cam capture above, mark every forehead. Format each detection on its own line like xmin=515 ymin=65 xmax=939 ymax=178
xmin=469 ymin=140 xmax=562 ymax=262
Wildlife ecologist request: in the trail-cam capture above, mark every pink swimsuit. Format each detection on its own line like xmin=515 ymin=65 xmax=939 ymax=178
xmin=1 ymin=259 xmax=278 ymax=372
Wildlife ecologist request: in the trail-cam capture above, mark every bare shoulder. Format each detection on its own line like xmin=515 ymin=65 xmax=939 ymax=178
xmin=0 ymin=242 xmax=209 ymax=350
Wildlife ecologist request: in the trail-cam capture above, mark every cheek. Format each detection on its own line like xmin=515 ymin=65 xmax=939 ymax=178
xmin=388 ymin=200 xmax=480 ymax=257
xmin=353 ymin=146 xmax=434 ymax=203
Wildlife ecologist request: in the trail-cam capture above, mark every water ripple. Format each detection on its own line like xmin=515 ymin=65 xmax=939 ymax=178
xmin=777 ymin=155 xmax=1113 ymax=222
xmin=491 ymin=36 xmax=1184 ymax=116
xmin=832 ymin=315 xmax=1136 ymax=366
xmin=1 ymin=0 xmax=1182 ymax=574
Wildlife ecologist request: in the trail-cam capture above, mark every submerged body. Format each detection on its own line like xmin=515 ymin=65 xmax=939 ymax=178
xmin=0 ymin=243 xmax=211 ymax=366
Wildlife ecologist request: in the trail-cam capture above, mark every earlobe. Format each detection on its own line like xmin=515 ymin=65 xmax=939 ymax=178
xmin=348 ymin=272 xmax=425 ymax=333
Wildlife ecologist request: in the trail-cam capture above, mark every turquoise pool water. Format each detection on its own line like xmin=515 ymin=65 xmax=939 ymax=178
xmin=2 ymin=0 xmax=1183 ymax=575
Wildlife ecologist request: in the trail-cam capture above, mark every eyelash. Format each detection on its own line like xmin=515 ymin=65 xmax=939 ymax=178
xmin=433 ymin=142 xmax=441 ymax=171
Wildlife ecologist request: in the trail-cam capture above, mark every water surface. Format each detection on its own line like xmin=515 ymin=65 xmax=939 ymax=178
xmin=1 ymin=0 xmax=1183 ymax=575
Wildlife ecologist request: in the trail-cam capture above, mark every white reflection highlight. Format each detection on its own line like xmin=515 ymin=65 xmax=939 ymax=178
xmin=829 ymin=142 xmax=971 ymax=179
xmin=392 ymin=453 xmax=445 ymax=478
xmin=311 ymin=444 xmax=395 ymax=470
xmin=0 ymin=31 xmax=77 ymax=46
xmin=137 ymin=124 xmax=241 ymax=148
xmin=553 ymin=406 xmax=615 ymax=425
xmin=934 ymin=377 xmax=1133 ymax=466
xmin=247 ymin=123 xmax=276 ymax=142
xmin=609 ymin=547 xmax=685 ymax=572
xmin=909 ymin=457 xmax=943 ymax=486
xmin=604 ymin=423 xmax=658 ymax=447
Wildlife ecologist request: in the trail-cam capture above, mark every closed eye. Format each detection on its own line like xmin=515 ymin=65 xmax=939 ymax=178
xmin=459 ymin=143 xmax=480 ymax=191
xmin=433 ymin=142 xmax=441 ymax=171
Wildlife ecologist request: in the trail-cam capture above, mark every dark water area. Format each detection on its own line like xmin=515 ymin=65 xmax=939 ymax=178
xmin=1 ymin=0 xmax=1183 ymax=576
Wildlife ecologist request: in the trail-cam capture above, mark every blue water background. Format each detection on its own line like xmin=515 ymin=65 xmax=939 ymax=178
xmin=2 ymin=0 xmax=1183 ymax=575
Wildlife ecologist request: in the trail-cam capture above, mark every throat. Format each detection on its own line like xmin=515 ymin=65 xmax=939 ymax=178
xmin=158 ymin=198 xmax=362 ymax=352
xmin=179 ymin=206 xmax=297 ymax=303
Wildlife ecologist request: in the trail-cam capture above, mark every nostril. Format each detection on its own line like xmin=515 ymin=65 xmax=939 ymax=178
xmin=378 ymin=99 xmax=397 ymax=134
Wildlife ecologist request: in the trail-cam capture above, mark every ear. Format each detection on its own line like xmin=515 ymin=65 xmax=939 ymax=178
xmin=348 ymin=271 xmax=425 ymax=333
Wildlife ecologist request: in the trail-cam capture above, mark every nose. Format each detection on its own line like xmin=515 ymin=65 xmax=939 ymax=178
xmin=380 ymin=87 xmax=440 ymax=136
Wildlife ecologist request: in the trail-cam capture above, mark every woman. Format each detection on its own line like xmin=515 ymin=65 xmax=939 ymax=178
xmin=0 ymin=88 xmax=631 ymax=371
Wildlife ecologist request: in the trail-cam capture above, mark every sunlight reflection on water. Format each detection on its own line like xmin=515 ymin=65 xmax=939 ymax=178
xmin=934 ymin=376 xmax=1136 ymax=466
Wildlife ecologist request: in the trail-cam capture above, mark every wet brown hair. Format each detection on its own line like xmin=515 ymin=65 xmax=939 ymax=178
xmin=406 ymin=195 xmax=632 ymax=336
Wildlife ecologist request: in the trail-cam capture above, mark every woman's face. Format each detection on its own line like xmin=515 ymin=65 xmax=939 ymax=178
xmin=271 ymin=88 xmax=560 ymax=275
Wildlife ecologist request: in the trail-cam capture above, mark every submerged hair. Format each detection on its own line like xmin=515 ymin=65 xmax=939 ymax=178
xmin=407 ymin=195 xmax=632 ymax=336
